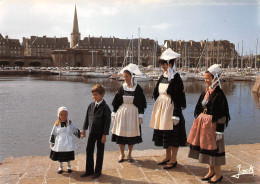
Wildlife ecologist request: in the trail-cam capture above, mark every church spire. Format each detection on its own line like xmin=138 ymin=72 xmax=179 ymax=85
xmin=71 ymin=5 xmax=81 ymax=48
xmin=72 ymin=5 xmax=79 ymax=33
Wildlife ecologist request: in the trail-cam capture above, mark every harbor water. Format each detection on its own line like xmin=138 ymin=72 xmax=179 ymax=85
xmin=0 ymin=76 xmax=259 ymax=162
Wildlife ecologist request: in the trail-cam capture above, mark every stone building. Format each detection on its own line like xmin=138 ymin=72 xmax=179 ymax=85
xmin=164 ymin=39 xmax=236 ymax=68
xmin=23 ymin=36 xmax=69 ymax=57
xmin=52 ymin=5 xmax=160 ymax=67
xmin=0 ymin=33 xmax=24 ymax=66
xmin=78 ymin=36 xmax=160 ymax=67
xmin=22 ymin=35 xmax=69 ymax=66
xmin=51 ymin=49 xmax=104 ymax=67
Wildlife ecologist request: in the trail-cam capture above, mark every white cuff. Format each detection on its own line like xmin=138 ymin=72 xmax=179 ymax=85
xmin=215 ymin=132 xmax=223 ymax=135
xmin=111 ymin=112 xmax=116 ymax=117
xmin=139 ymin=114 xmax=144 ymax=118
xmin=172 ymin=116 xmax=180 ymax=121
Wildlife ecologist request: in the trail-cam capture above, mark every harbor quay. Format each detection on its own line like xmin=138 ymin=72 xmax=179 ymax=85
xmin=0 ymin=67 xmax=258 ymax=82
xmin=0 ymin=143 xmax=259 ymax=184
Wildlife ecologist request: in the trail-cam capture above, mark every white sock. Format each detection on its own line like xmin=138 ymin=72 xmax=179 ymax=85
xmin=67 ymin=161 xmax=71 ymax=170
xmin=58 ymin=162 xmax=63 ymax=170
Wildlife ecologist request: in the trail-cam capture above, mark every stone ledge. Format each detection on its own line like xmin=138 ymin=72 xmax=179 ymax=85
xmin=0 ymin=143 xmax=259 ymax=184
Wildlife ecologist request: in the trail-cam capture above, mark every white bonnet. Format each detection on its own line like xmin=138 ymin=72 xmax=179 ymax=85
xmin=160 ymin=48 xmax=180 ymax=60
xmin=207 ymin=64 xmax=222 ymax=88
xmin=57 ymin=106 xmax=68 ymax=117
xmin=119 ymin=63 xmax=142 ymax=75
xmin=207 ymin=64 xmax=222 ymax=78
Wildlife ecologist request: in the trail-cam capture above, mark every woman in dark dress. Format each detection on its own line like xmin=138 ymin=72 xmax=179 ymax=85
xmin=150 ymin=48 xmax=187 ymax=169
xmin=187 ymin=64 xmax=230 ymax=183
xmin=111 ymin=64 xmax=147 ymax=162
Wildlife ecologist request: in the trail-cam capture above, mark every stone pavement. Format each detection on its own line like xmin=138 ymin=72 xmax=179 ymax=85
xmin=0 ymin=143 xmax=259 ymax=184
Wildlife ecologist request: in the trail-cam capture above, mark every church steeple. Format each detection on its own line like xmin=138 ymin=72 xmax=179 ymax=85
xmin=71 ymin=5 xmax=81 ymax=48
xmin=73 ymin=5 xmax=79 ymax=33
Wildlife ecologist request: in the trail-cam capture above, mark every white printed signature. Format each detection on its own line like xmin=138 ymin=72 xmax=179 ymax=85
xmin=231 ymin=165 xmax=254 ymax=179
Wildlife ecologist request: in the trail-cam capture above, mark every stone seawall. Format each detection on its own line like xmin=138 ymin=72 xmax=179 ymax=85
xmin=0 ymin=143 xmax=259 ymax=184
xmin=0 ymin=70 xmax=52 ymax=76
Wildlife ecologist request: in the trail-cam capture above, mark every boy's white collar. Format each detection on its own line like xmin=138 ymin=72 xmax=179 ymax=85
xmin=95 ymin=99 xmax=103 ymax=107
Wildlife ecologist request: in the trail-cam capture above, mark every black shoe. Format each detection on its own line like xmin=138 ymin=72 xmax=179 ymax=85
xmin=202 ymin=174 xmax=215 ymax=181
xmin=163 ymin=161 xmax=177 ymax=169
xmin=208 ymin=175 xmax=223 ymax=183
xmin=92 ymin=173 xmax=102 ymax=179
xmin=118 ymin=158 xmax=125 ymax=163
xmin=67 ymin=169 xmax=72 ymax=173
xmin=80 ymin=172 xmax=94 ymax=177
xmin=57 ymin=169 xmax=63 ymax=174
xmin=157 ymin=159 xmax=170 ymax=165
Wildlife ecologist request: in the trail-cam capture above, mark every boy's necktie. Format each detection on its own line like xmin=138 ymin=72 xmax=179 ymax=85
xmin=94 ymin=104 xmax=98 ymax=114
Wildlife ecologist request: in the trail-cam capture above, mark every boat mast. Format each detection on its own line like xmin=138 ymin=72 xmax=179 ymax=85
xmin=138 ymin=27 xmax=140 ymax=66
xmin=210 ymin=46 xmax=213 ymax=67
xmin=185 ymin=42 xmax=187 ymax=70
xmin=231 ymin=46 xmax=234 ymax=69
xmin=155 ymin=39 xmax=157 ymax=68
xmin=198 ymin=41 xmax=207 ymax=70
xmin=206 ymin=39 xmax=208 ymax=69
xmin=188 ymin=46 xmax=190 ymax=72
xmin=241 ymin=40 xmax=244 ymax=70
xmin=237 ymin=43 xmax=239 ymax=71
xmin=131 ymin=35 xmax=134 ymax=63
xmin=122 ymin=40 xmax=132 ymax=67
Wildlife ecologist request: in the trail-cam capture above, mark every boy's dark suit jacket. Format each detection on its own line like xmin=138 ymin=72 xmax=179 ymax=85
xmin=83 ymin=100 xmax=111 ymax=135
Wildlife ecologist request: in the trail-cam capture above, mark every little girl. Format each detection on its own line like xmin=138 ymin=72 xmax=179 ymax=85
xmin=49 ymin=106 xmax=80 ymax=174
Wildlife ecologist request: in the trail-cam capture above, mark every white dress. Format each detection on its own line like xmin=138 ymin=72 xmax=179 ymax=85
xmin=50 ymin=121 xmax=78 ymax=152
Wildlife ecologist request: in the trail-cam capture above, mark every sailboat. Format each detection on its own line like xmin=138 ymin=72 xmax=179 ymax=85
xmin=120 ymin=28 xmax=152 ymax=82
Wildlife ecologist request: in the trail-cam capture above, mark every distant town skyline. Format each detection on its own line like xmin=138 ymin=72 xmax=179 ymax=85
xmin=0 ymin=0 xmax=259 ymax=55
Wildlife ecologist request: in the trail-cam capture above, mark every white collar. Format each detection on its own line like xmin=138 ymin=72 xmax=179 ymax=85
xmin=163 ymin=71 xmax=168 ymax=78
xmin=163 ymin=70 xmax=177 ymax=79
xmin=123 ymin=82 xmax=137 ymax=91
xmin=95 ymin=99 xmax=103 ymax=107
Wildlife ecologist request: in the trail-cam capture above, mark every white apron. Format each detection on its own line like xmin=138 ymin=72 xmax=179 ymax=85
xmin=111 ymin=95 xmax=140 ymax=137
xmin=52 ymin=123 xmax=77 ymax=152
xmin=150 ymin=83 xmax=174 ymax=130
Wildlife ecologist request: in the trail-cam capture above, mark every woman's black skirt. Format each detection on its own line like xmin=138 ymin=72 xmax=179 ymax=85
xmin=50 ymin=150 xmax=75 ymax=162
xmin=111 ymin=126 xmax=142 ymax=145
xmin=152 ymin=116 xmax=187 ymax=149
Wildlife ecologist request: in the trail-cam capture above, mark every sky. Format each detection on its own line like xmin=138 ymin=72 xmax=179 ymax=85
xmin=0 ymin=0 xmax=259 ymax=55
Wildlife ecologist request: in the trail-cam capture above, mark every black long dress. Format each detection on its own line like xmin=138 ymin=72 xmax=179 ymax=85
xmin=151 ymin=73 xmax=187 ymax=148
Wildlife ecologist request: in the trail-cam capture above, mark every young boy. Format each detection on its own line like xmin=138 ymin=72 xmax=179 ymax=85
xmin=80 ymin=84 xmax=111 ymax=179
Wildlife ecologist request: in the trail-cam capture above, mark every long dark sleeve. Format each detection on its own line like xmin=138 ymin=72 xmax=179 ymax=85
xmin=103 ymin=105 xmax=112 ymax=135
xmin=83 ymin=105 xmax=91 ymax=130
xmin=194 ymin=93 xmax=205 ymax=118
xmin=167 ymin=74 xmax=185 ymax=117
xmin=134 ymin=85 xmax=147 ymax=114
xmin=212 ymin=92 xmax=230 ymax=132
xmin=152 ymin=76 xmax=163 ymax=101
xmin=112 ymin=87 xmax=123 ymax=113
